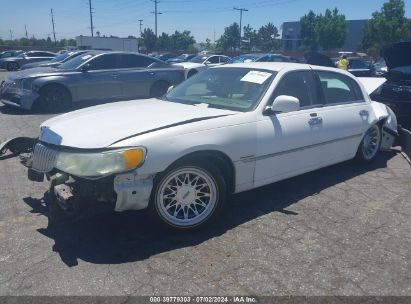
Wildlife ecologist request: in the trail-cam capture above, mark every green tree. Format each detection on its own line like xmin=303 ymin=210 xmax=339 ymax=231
xmin=242 ymin=24 xmax=258 ymax=51
xmin=158 ymin=32 xmax=170 ymax=50
xmin=361 ymin=0 xmax=411 ymax=53
xmin=141 ymin=28 xmax=157 ymax=51
xmin=170 ymin=30 xmax=196 ymax=50
xmin=316 ymin=8 xmax=347 ymax=51
xmin=217 ymin=23 xmax=240 ymax=51
xmin=257 ymin=23 xmax=281 ymax=52
xmin=300 ymin=10 xmax=318 ymax=50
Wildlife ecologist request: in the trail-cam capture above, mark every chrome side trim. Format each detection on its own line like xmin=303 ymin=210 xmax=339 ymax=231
xmin=247 ymin=133 xmax=363 ymax=163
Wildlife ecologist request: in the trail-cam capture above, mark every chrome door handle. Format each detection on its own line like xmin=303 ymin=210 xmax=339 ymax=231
xmin=111 ymin=73 xmax=119 ymax=78
xmin=308 ymin=117 xmax=323 ymax=126
xmin=149 ymin=72 xmax=155 ymax=76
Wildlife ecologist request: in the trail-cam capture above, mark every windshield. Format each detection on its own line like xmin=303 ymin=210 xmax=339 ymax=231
xmin=16 ymin=53 xmax=26 ymax=58
xmin=57 ymin=53 xmax=96 ymax=70
xmin=189 ymin=55 xmax=208 ymax=63
xmin=50 ymin=52 xmax=70 ymax=62
xmin=228 ymin=55 xmax=259 ymax=64
xmin=165 ymin=67 xmax=275 ymax=112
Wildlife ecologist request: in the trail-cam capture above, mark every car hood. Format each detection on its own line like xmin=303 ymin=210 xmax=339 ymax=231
xmin=173 ymin=62 xmax=204 ymax=69
xmin=5 ymin=67 xmax=69 ymax=81
xmin=382 ymin=41 xmax=411 ymax=71
xmin=20 ymin=61 xmax=51 ymax=69
xmin=40 ymin=99 xmax=236 ymax=149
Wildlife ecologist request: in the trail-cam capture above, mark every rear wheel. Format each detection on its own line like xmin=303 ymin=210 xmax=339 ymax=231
xmin=152 ymin=161 xmax=226 ymax=230
xmin=355 ymin=124 xmax=382 ymax=163
xmin=149 ymin=81 xmax=170 ymax=98
xmin=6 ymin=62 xmax=19 ymax=71
xmin=38 ymin=85 xmax=71 ymax=113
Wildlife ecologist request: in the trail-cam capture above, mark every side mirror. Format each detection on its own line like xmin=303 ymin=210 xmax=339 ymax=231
xmin=265 ymin=95 xmax=300 ymax=115
xmin=167 ymin=85 xmax=174 ymax=94
xmin=80 ymin=63 xmax=91 ymax=72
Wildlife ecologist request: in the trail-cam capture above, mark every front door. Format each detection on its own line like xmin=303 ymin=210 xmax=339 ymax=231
xmin=254 ymin=70 xmax=326 ymax=187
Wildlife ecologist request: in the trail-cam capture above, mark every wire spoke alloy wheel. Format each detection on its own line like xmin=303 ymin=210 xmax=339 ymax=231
xmin=156 ymin=167 xmax=218 ymax=227
xmin=361 ymin=125 xmax=381 ymax=160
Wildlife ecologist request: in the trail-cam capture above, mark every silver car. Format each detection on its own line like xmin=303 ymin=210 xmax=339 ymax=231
xmin=0 ymin=51 xmax=185 ymax=112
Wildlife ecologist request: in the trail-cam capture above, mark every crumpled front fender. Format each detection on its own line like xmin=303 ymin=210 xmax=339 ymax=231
xmin=0 ymin=137 xmax=35 ymax=157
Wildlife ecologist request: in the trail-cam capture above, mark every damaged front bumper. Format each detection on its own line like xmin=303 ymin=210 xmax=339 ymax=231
xmin=0 ymin=87 xmax=39 ymax=110
xmin=0 ymin=138 xmax=155 ymax=214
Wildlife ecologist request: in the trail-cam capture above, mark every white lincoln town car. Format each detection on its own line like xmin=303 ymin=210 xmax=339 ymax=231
xmin=0 ymin=63 xmax=399 ymax=230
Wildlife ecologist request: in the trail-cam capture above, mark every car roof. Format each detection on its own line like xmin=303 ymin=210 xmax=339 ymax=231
xmin=215 ymin=62 xmax=352 ymax=74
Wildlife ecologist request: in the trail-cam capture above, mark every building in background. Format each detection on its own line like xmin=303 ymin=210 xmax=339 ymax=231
xmin=76 ymin=36 xmax=139 ymax=52
xmin=282 ymin=19 xmax=368 ymax=52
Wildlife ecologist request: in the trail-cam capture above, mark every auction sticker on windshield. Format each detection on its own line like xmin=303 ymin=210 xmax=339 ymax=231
xmin=240 ymin=71 xmax=272 ymax=84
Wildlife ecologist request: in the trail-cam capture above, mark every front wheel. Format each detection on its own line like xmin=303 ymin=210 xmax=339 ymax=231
xmin=38 ymin=85 xmax=71 ymax=113
xmin=355 ymin=124 xmax=382 ymax=163
xmin=152 ymin=161 xmax=226 ymax=230
xmin=6 ymin=62 xmax=19 ymax=71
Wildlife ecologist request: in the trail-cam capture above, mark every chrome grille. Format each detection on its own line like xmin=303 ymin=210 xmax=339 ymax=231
xmin=31 ymin=143 xmax=58 ymax=173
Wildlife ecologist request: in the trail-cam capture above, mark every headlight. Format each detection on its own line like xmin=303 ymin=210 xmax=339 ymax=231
xmin=55 ymin=147 xmax=146 ymax=177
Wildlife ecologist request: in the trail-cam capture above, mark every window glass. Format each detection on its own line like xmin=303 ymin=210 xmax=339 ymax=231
xmin=88 ymin=54 xmax=120 ymax=70
xmin=219 ymin=56 xmax=229 ymax=63
xmin=317 ymin=71 xmax=362 ymax=104
xmin=207 ymin=56 xmax=220 ymax=64
xmin=271 ymin=71 xmax=318 ymax=108
xmin=166 ymin=68 xmax=275 ymax=112
xmin=120 ymin=54 xmax=155 ymax=68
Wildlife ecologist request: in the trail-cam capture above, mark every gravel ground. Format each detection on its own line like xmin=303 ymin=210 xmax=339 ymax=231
xmin=0 ymin=70 xmax=410 ymax=296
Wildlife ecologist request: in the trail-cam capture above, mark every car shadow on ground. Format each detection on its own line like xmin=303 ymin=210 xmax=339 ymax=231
xmin=22 ymin=150 xmax=398 ymax=267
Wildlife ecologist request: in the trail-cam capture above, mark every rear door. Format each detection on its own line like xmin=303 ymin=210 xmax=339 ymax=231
xmin=311 ymin=69 xmax=372 ymax=162
xmin=117 ymin=54 xmax=158 ymax=99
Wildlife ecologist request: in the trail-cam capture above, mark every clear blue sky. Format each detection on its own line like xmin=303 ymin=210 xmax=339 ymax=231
xmin=1 ymin=0 xmax=410 ymax=42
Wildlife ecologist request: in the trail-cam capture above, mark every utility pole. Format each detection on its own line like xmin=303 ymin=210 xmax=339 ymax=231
xmin=150 ymin=0 xmax=162 ymax=37
xmin=233 ymin=7 xmax=248 ymax=49
xmin=89 ymin=0 xmax=94 ymax=37
xmin=138 ymin=19 xmax=143 ymax=37
xmin=50 ymin=9 xmax=57 ymax=45
xmin=25 ymin=25 xmax=28 ymax=38
xmin=9 ymin=29 xmax=13 ymax=41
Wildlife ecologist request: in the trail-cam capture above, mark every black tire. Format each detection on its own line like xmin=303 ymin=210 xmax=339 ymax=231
xmin=149 ymin=81 xmax=170 ymax=98
xmin=6 ymin=62 xmax=19 ymax=71
xmin=38 ymin=84 xmax=72 ymax=113
xmin=187 ymin=69 xmax=198 ymax=78
xmin=151 ymin=160 xmax=226 ymax=230
xmin=355 ymin=124 xmax=382 ymax=163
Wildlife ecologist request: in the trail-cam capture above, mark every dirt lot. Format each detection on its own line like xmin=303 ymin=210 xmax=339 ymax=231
xmin=0 ymin=70 xmax=410 ymax=296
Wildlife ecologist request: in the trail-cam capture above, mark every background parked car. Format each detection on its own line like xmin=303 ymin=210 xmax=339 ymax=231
xmin=0 ymin=50 xmax=24 ymax=60
xmin=173 ymin=54 xmax=231 ymax=78
xmin=370 ymin=41 xmax=411 ymax=122
xmin=166 ymin=53 xmax=196 ymax=64
xmin=373 ymin=57 xmax=388 ymax=76
xmin=0 ymin=51 xmax=56 ymax=71
xmin=155 ymin=53 xmax=175 ymax=62
xmin=20 ymin=50 xmax=90 ymax=70
xmin=227 ymin=53 xmax=290 ymax=64
xmin=347 ymin=57 xmax=374 ymax=77
xmin=0 ymin=51 xmax=185 ymax=112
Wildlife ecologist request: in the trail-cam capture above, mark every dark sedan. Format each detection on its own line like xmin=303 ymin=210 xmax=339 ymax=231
xmin=370 ymin=41 xmax=411 ymax=121
xmin=0 ymin=50 xmax=24 ymax=60
xmin=0 ymin=51 xmax=185 ymax=112
xmin=227 ymin=53 xmax=290 ymax=64
xmin=20 ymin=51 xmax=89 ymax=70
xmin=0 ymin=51 xmax=56 ymax=71
xmin=347 ymin=57 xmax=374 ymax=77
